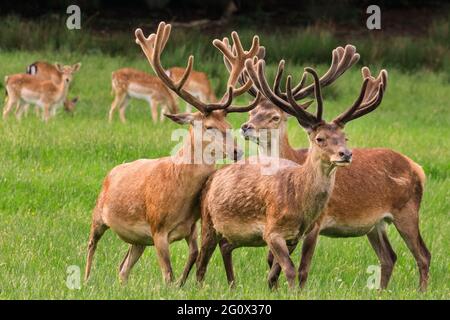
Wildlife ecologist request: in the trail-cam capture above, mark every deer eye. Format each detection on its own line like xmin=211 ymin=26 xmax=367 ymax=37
xmin=272 ymin=116 xmax=280 ymax=122
xmin=316 ymin=137 xmax=324 ymax=143
xmin=205 ymin=126 xmax=214 ymax=130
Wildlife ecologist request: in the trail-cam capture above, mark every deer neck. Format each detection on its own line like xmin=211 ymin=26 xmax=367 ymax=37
xmin=173 ymin=127 xmax=216 ymax=175
xmin=55 ymin=79 xmax=70 ymax=102
xmin=292 ymin=145 xmax=338 ymax=231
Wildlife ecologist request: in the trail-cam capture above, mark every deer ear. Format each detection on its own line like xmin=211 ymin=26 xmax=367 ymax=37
xmin=72 ymin=63 xmax=82 ymax=73
xmin=164 ymin=113 xmax=195 ymax=125
xmin=54 ymin=63 xmax=63 ymax=72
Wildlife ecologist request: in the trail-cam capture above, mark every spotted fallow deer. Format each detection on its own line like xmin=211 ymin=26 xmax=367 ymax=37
xmin=241 ymin=67 xmax=430 ymax=291
xmin=3 ymin=63 xmax=81 ymax=122
xmin=195 ymin=55 xmax=387 ymax=289
xmin=109 ymin=67 xmax=179 ymax=123
xmin=166 ymin=67 xmax=217 ymax=113
xmin=23 ymin=61 xmax=80 ymax=116
xmin=84 ymin=22 xmax=261 ymax=285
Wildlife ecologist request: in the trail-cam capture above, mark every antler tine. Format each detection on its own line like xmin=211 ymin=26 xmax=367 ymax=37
xmin=332 ymin=78 xmax=369 ymax=125
xmin=292 ymin=44 xmax=360 ymax=100
xmin=136 ymin=22 xmax=241 ymax=115
xmin=273 ymin=60 xmax=285 ymax=97
xmin=333 ymin=67 xmax=387 ymax=126
xmin=345 ymin=82 xmax=384 ymax=121
xmin=244 ymin=58 xmax=297 ymax=117
xmin=226 ymin=91 xmax=263 ymax=113
xmin=214 ymin=32 xmax=260 ymax=93
xmin=343 ymin=69 xmax=387 ymax=121
xmin=285 ymin=75 xmax=320 ymax=128
xmin=232 ymin=47 xmax=265 ymax=98
xmin=204 ymin=86 xmax=234 ymax=112
xmin=304 ymin=67 xmax=323 ymax=121
xmin=136 ymin=22 xmax=207 ymax=114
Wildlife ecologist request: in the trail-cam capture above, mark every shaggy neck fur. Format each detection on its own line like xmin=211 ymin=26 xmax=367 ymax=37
xmin=290 ymin=142 xmax=337 ymax=234
xmin=174 ymin=127 xmax=216 ymax=173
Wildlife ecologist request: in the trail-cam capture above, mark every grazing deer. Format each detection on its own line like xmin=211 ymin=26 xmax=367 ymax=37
xmin=109 ymin=67 xmax=179 ymax=123
xmin=3 ymin=63 xmax=81 ymax=122
xmin=24 ymin=61 xmax=80 ymax=116
xmin=195 ymin=56 xmax=386 ymax=289
xmin=166 ymin=67 xmax=217 ymax=113
xmin=84 ymin=22 xmax=261 ymax=285
xmin=241 ymin=68 xmax=430 ymax=291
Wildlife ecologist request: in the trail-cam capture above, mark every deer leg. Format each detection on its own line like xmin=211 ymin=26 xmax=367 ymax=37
xmin=267 ymin=243 xmax=297 ymax=290
xmin=118 ymin=97 xmax=129 ymax=124
xmin=160 ymin=104 xmax=168 ymax=122
xmin=178 ymin=224 xmax=199 ymax=287
xmin=265 ymin=233 xmax=296 ymax=288
xmin=51 ymin=105 xmax=57 ymax=117
xmin=22 ymin=104 xmax=30 ymax=117
xmin=84 ymin=221 xmax=108 ymax=282
xmin=267 ymin=251 xmax=274 ymax=269
xmin=118 ymin=244 xmax=146 ymax=284
xmin=42 ymin=104 xmax=51 ymax=122
xmin=219 ymin=238 xmax=236 ymax=287
xmin=2 ymin=95 xmax=17 ymax=119
xmin=153 ymin=233 xmax=174 ymax=284
xmin=108 ymin=92 xmax=125 ymax=122
xmin=196 ymin=214 xmax=219 ymax=284
xmin=298 ymin=223 xmax=321 ymax=289
xmin=34 ymin=105 xmax=40 ymax=117
xmin=15 ymin=101 xmax=24 ymax=121
xmin=393 ymin=202 xmax=431 ymax=292
xmin=367 ymin=222 xmax=397 ymax=290
xmin=150 ymin=98 xmax=158 ymax=124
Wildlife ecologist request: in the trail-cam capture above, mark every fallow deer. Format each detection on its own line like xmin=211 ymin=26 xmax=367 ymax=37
xmin=109 ymin=67 xmax=179 ymax=123
xmin=241 ymin=67 xmax=430 ymax=291
xmin=166 ymin=67 xmax=217 ymax=113
xmin=24 ymin=61 xmax=80 ymax=116
xmin=195 ymin=57 xmax=386 ymax=289
xmin=3 ymin=63 xmax=81 ymax=122
xmin=84 ymin=22 xmax=261 ymax=285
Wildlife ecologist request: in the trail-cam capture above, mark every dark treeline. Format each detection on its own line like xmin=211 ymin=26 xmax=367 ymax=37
xmin=0 ymin=0 xmax=448 ymax=21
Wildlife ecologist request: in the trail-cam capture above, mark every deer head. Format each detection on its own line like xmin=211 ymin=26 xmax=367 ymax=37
xmin=55 ymin=62 xmax=81 ymax=85
xmin=245 ymin=57 xmax=387 ymax=168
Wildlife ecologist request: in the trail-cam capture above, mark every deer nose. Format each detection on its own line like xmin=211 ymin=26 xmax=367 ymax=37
xmin=233 ymin=149 xmax=244 ymax=161
xmin=240 ymin=123 xmax=254 ymax=133
xmin=338 ymin=149 xmax=352 ymax=162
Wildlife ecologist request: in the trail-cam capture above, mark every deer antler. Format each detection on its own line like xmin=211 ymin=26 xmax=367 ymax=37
xmin=245 ymin=58 xmax=322 ymax=129
xmin=220 ymin=37 xmax=266 ymax=98
xmin=213 ymin=32 xmax=260 ymax=91
xmin=272 ymin=45 xmax=360 ymax=101
xmin=135 ymin=22 xmax=259 ymax=115
xmin=333 ymin=67 xmax=388 ymax=126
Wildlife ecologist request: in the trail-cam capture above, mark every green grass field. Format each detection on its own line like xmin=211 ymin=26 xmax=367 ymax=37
xmin=0 ymin=49 xmax=449 ymax=300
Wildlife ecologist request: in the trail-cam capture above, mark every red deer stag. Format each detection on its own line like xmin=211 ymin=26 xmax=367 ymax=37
xmin=195 ymin=57 xmax=386 ymax=289
xmin=241 ymin=63 xmax=429 ymax=291
xmin=84 ymin=22 xmax=261 ymax=285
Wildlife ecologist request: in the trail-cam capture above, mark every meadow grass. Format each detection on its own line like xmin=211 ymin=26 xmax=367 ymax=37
xmin=0 ymin=50 xmax=449 ymax=300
